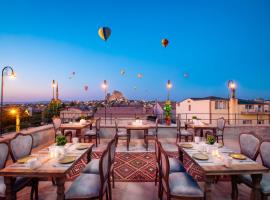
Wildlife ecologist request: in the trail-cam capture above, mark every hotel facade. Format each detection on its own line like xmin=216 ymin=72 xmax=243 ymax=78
xmin=176 ymin=96 xmax=270 ymax=125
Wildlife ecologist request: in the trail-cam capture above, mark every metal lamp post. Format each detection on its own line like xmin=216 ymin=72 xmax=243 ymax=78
xmin=166 ymin=80 xmax=172 ymax=101
xmin=1 ymin=66 xmax=16 ymax=136
xmin=227 ymin=80 xmax=236 ymax=125
xmin=102 ymin=80 xmax=108 ymax=124
xmin=52 ymin=80 xmax=56 ymax=100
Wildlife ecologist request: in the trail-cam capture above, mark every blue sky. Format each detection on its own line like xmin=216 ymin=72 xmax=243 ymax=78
xmin=0 ymin=0 xmax=269 ymax=102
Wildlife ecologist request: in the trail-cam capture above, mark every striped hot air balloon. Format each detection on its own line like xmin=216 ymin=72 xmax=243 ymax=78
xmin=98 ymin=27 xmax=111 ymax=41
xmin=161 ymin=38 xmax=169 ymax=48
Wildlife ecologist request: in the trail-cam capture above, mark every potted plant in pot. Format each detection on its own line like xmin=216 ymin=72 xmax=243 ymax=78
xmin=163 ymin=101 xmax=172 ymax=125
xmin=55 ymin=135 xmax=68 ymax=155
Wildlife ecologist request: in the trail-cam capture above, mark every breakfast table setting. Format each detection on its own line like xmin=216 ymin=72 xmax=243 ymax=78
xmin=177 ymin=137 xmax=268 ymax=200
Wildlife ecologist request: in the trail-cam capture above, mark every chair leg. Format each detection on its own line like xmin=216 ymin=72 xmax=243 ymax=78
xmin=105 ymin=187 xmax=109 ymax=200
xmin=231 ymin=175 xmax=238 ymax=200
xmin=95 ymin=136 xmax=98 ymax=147
xmin=108 ymin=179 xmax=112 ymax=200
xmin=155 ymin=168 xmax=158 ymax=186
xmin=176 ymin=134 xmax=178 ymax=143
xmin=112 ymin=167 xmax=115 ymax=188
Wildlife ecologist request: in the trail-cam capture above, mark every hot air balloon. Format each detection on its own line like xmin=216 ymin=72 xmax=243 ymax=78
xmin=162 ymin=38 xmax=169 ymax=48
xmin=120 ymin=69 xmax=125 ymax=76
xmin=183 ymin=73 xmax=189 ymax=78
xmin=84 ymin=85 xmax=88 ymax=91
xmin=72 ymin=72 xmax=75 ymax=75
xmin=133 ymin=86 xmax=137 ymax=90
xmin=137 ymin=73 xmax=143 ymax=79
xmin=98 ymin=27 xmax=111 ymax=41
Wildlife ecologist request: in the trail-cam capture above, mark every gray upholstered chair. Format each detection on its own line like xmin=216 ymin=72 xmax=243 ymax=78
xmin=52 ymin=117 xmax=73 ymax=141
xmin=159 ymin=146 xmax=203 ymax=200
xmin=176 ymin=119 xmax=193 ymax=142
xmin=9 ymin=133 xmax=39 ymax=199
xmin=155 ymin=140 xmax=186 ymax=198
xmin=205 ymin=117 xmax=226 ymax=144
xmin=65 ymin=144 xmax=111 ymax=200
xmin=0 ymin=142 xmax=9 ymax=199
xmin=83 ymin=137 xmax=116 ymax=198
xmin=114 ymin=118 xmax=129 ymax=149
xmin=84 ymin=118 xmax=101 ymax=147
xmin=231 ymin=132 xmax=262 ymax=199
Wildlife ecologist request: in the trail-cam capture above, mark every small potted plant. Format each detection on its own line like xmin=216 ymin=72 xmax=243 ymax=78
xmin=163 ymin=101 xmax=172 ymax=125
xmin=206 ymin=135 xmax=216 ymax=145
xmin=56 ymin=135 xmax=67 ymax=146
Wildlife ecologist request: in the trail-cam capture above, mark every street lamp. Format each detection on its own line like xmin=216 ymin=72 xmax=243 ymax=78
xmin=10 ymin=108 xmax=20 ymax=132
xmin=52 ymin=80 xmax=56 ymax=100
xmin=166 ymin=80 xmax=172 ymax=100
xmin=1 ymin=66 xmax=16 ymax=136
xmin=101 ymin=80 xmax=108 ymax=124
xmin=228 ymin=80 xmax=236 ymax=98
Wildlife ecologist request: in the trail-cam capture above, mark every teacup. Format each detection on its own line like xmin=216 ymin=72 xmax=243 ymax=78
xmin=72 ymin=137 xmax=79 ymax=144
xmin=194 ymin=136 xmax=200 ymax=144
xmin=224 ymin=157 xmax=233 ymax=168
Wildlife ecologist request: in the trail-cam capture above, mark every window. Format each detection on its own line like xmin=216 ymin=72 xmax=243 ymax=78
xmin=215 ymin=101 xmax=227 ymax=109
xmin=245 ymin=105 xmax=254 ymax=110
xmin=243 ymin=120 xmax=252 ymax=124
xmin=257 ymin=120 xmax=264 ymax=124
xmin=188 ymin=105 xmax=191 ymax=111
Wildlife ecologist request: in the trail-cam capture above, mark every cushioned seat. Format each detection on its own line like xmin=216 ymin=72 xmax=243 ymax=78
xmin=240 ymin=173 xmax=270 ymax=194
xmin=169 ymin=172 xmax=203 ymax=197
xmin=181 ymin=130 xmax=193 ymax=136
xmin=84 ymin=130 xmax=96 ymax=136
xmin=83 ymin=159 xmax=100 ymax=174
xmin=117 ymin=130 xmax=127 ymax=136
xmin=65 ymin=174 xmax=100 ymax=199
xmin=169 ymin=158 xmax=186 ymax=173
xmin=0 ymin=177 xmax=6 ymax=198
xmin=147 ymin=131 xmax=157 ymax=136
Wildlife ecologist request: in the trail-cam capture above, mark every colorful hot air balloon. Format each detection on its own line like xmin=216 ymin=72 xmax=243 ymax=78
xmin=162 ymin=38 xmax=169 ymax=48
xmin=183 ymin=73 xmax=189 ymax=78
xmin=98 ymin=27 xmax=111 ymax=41
xmin=72 ymin=72 xmax=75 ymax=75
xmin=137 ymin=73 xmax=143 ymax=79
xmin=84 ymin=85 xmax=88 ymax=91
xmin=120 ymin=69 xmax=125 ymax=76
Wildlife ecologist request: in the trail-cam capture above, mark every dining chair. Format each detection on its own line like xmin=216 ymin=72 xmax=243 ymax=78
xmin=0 ymin=142 xmax=9 ymax=199
xmin=84 ymin=118 xmax=101 ymax=147
xmin=65 ymin=144 xmax=111 ymax=200
xmin=52 ymin=116 xmax=73 ymax=142
xmin=205 ymin=117 xmax=226 ymax=144
xmin=114 ymin=118 xmax=129 ymax=150
xmin=231 ymin=132 xmax=262 ymax=199
xmin=176 ymin=119 xmax=193 ymax=142
xmin=155 ymin=140 xmax=186 ymax=198
xmin=9 ymin=133 xmax=39 ymax=200
xmin=144 ymin=118 xmax=159 ymax=150
xmin=159 ymin=147 xmax=204 ymax=200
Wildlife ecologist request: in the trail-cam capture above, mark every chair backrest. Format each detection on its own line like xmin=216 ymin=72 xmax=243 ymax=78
xmin=177 ymin=118 xmax=181 ymax=132
xmin=260 ymin=140 xmax=270 ymax=168
xmin=239 ymin=132 xmax=261 ymax=160
xmin=160 ymin=145 xmax=170 ymax=193
xmin=154 ymin=139 xmax=161 ymax=164
xmin=52 ymin=117 xmax=61 ymax=132
xmin=99 ymin=146 xmax=110 ymax=196
xmin=217 ymin=117 xmax=226 ymax=132
xmin=0 ymin=142 xmax=9 ymax=169
xmin=9 ymin=133 xmax=33 ymax=162
xmin=96 ymin=118 xmax=101 ymax=131
xmin=155 ymin=118 xmax=159 ymax=132
xmin=109 ymin=138 xmax=116 ymax=164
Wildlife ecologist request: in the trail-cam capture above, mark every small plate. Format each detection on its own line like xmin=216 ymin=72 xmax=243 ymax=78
xmin=192 ymin=153 xmax=209 ymax=160
xmin=58 ymin=156 xmax=76 ymax=164
xmin=17 ymin=156 xmax=34 ymax=164
xmin=76 ymin=145 xmax=89 ymax=150
xmin=180 ymin=143 xmax=193 ymax=149
xmin=229 ymin=153 xmax=246 ymax=160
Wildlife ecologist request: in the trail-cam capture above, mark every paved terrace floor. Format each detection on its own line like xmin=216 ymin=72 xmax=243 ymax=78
xmin=14 ymin=134 xmax=264 ymax=200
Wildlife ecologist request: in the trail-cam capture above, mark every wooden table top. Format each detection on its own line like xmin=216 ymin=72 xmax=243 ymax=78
xmin=60 ymin=121 xmax=93 ymax=129
xmin=0 ymin=143 xmax=94 ymax=178
xmin=125 ymin=123 xmax=155 ymax=130
xmin=178 ymin=142 xmax=268 ymax=176
xmin=187 ymin=123 xmax=216 ymax=129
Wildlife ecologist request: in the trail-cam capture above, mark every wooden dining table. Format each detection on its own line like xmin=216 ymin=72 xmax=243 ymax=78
xmin=187 ymin=122 xmax=217 ymax=137
xmin=60 ymin=120 xmax=94 ymax=141
xmin=0 ymin=143 xmax=94 ymax=200
xmin=125 ymin=123 xmax=155 ymax=151
xmin=177 ymin=142 xmax=268 ymax=200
